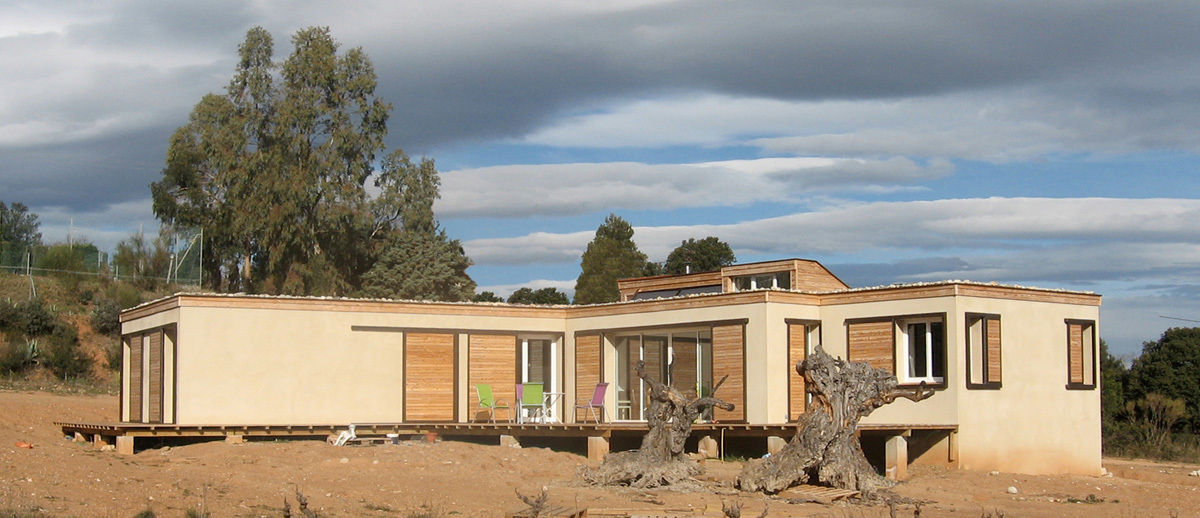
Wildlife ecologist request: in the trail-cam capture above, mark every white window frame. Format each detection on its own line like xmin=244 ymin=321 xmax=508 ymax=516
xmin=897 ymin=317 xmax=945 ymax=385
xmin=519 ymin=335 xmax=559 ymax=421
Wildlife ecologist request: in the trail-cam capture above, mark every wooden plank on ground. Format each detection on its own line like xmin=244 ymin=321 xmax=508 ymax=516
xmin=779 ymin=484 xmax=860 ymax=504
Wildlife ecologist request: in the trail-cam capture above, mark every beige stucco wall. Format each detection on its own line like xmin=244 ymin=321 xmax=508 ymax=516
xmin=952 ymin=296 xmax=1102 ymax=475
xmin=165 ymin=305 xmax=563 ymax=425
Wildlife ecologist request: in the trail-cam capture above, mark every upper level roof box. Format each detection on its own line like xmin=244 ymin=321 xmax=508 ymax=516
xmin=616 ymin=259 xmax=849 ymax=301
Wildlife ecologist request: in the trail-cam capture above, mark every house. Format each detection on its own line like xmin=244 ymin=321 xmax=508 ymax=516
xmin=112 ymin=259 xmax=1101 ymax=475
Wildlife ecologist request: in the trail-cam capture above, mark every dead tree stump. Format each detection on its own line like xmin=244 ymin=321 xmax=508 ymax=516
xmin=736 ymin=345 xmax=932 ymax=496
xmin=580 ymin=361 xmax=734 ymax=489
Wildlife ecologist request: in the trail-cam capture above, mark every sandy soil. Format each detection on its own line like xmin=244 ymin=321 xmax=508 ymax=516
xmin=2 ymin=391 xmax=1199 ymax=517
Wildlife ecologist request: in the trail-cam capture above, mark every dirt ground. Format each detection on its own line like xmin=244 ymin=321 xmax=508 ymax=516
xmin=2 ymin=391 xmax=1199 ymax=517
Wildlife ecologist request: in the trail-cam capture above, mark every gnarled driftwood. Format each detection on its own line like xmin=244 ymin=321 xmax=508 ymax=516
xmin=737 ymin=345 xmax=932 ymax=496
xmin=580 ymin=361 xmax=733 ymax=488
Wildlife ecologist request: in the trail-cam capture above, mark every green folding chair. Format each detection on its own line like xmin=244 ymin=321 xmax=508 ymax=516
xmin=518 ymin=382 xmax=544 ymax=423
xmin=473 ymin=384 xmax=511 ymax=423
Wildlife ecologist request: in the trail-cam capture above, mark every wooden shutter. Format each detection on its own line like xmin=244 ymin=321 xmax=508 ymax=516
xmin=1068 ymin=323 xmax=1085 ymax=384
xmin=985 ymin=317 xmax=1002 ymax=383
xmin=405 ymin=332 xmax=457 ymax=421
xmin=574 ymin=334 xmax=601 ymax=422
xmin=148 ymin=330 xmax=164 ymax=423
xmin=788 ymin=323 xmax=807 ymax=420
xmin=848 ymin=320 xmax=895 ymax=374
xmin=468 ymin=334 xmax=517 ymax=422
xmin=128 ymin=334 xmax=143 ymax=423
xmin=671 ymin=335 xmax=699 ymax=397
xmin=712 ymin=324 xmax=744 ymax=422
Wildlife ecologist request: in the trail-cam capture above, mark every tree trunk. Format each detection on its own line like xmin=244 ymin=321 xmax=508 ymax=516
xmin=580 ymin=361 xmax=733 ymax=489
xmin=737 ymin=345 xmax=932 ymax=497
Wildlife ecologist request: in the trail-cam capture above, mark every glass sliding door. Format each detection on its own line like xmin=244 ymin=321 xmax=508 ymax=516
xmin=614 ymin=328 xmax=715 ymax=422
xmin=520 ymin=338 xmax=558 ymax=420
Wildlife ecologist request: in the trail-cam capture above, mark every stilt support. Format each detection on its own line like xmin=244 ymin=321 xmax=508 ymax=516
xmin=500 ymin=434 xmax=521 ymax=448
xmin=587 ymin=436 xmax=609 ymax=462
xmin=697 ymin=435 xmax=720 ymax=459
xmin=115 ymin=435 xmax=135 ymax=455
xmin=766 ymin=435 xmax=787 ymax=456
xmin=885 ymin=434 xmax=908 ymax=480
xmin=225 ymin=434 xmax=245 ymax=444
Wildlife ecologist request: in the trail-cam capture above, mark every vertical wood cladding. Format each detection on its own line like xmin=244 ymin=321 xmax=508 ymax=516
xmin=574 ymin=334 xmax=601 ymax=422
xmin=711 ymin=324 xmax=744 ymax=421
xmin=128 ymin=335 xmax=143 ymax=422
xmin=1068 ymin=323 xmax=1084 ymax=384
xmin=468 ymin=334 xmax=517 ymax=422
xmin=848 ymin=320 xmax=895 ymax=374
xmin=985 ymin=318 xmax=1002 ymax=384
xmin=405 ymin=332 xmax=456 ymax=421
xmin=148 ymin=329 xmax=164 ymax=423
xmin=788 ymin=323 xmax=807 ymax=420
xmin=671 ymin=335 xmax=699 ymax=397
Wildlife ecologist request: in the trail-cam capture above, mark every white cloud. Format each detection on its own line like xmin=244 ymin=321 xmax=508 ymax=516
xmin=438 ymin=156 xmax=950 ymax=217
xmin=463 ymin=197 xmax=1200 ymax=271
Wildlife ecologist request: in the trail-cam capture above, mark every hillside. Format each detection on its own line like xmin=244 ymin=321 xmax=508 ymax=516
xmin=0 ymin=272 xmax=177 ymax=393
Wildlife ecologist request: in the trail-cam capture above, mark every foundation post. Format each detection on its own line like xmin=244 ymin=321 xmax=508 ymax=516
xmin=225 ymin=434 xmax=245 ymax=444
xmin=697 ymin=435 xmax=720 ymax=459
xmin=115 ymin=435 xmax=135 ymax=455
xmin=73 ymin=432 xmax=87 ymax=443
xmin=948 ymin=430 xmax=958 ymax=463
xmin=500 ymin=434 xmax=521 ymax=448
xmin=885 ymin=434 xmax=908 ymax=480
xmin=587 ymin=436 xmax=609 ymax=462
xmin=766 ymin=435 xmax=787 ymax=456
xmin=94 ymin=434 xmax=113 ymax=448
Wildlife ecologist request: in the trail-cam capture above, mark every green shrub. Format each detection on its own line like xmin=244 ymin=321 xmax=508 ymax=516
xmin=76 ymin=287 xmax=95 ymax=305
xmin=90 ymin=297 xmax=121 ymax=336
xmin=0 ymin=331 xmax=35 ymax=375
xmin=104 ymin=339 xmax=122 ymax=370
xmin=39 ymin=324 xmax=89 ymax=379
xmin=15 ymin=299 xmax=55 ymax=336
xmin=109 ymin=282 xmax=142 ymax=310
xmin=0 ymin=299 xmax=16 ymax=331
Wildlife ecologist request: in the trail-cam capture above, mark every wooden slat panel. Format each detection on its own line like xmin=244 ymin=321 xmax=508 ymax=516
xmin=712 ymin=324 xmax=744 ymax=421
xmin=405 ymin=333 xmax=456 ymax=421
xmin=788 ymin=324 xmax=807 ymax=420
xmin=848 ymin=320 xmax=894 ymax=374
xmin=985 ymin=318 xmax=1002 ymax=384
xmin=574 ymin=334 xmax=601 ymax=422
xmin=128 ymin=335 xmax=143 ymax=423
xmin=671 ymin=334 xmax=698 ymax=397
xmin=793 ymin=260 xmax=849 ymax=291
xmin=148 ymin=330 xmax=163 ymax=423
xmin=468 ymin=334 xmax=517 ymax=422
xmin=1068 ymin=323 xmax=1084 ymax=384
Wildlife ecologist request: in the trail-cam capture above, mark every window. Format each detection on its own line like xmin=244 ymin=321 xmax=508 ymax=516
xmin=614 ymin=328 xmax=713 ymax=421
xmin=966 ymin=314 xmax=1002 ymax=388
xmin=732 ymin=271 xmax=791 ymax=291
xmin=1066 ymin=319 xmax=1096 ymax=389
xmin=897 ymin=318 xmax=945 ymax=384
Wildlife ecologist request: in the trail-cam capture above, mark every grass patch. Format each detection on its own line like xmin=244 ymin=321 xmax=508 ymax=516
xmin=0 ymin=373 xmax=118 ymax=395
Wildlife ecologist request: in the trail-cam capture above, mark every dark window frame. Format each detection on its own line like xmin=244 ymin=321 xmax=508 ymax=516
xmin=965 ymin=313 xmax=1002 ymax=390
xmin=1065 ymin=319 xmax=1098 ymax=390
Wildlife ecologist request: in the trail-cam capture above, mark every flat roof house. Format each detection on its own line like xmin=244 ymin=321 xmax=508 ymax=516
xmin=112 ymin=259 xmax=1101 ymax=475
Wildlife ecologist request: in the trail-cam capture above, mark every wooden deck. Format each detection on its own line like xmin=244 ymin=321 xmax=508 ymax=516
xmin=55 ymin=419 xmax=956 ymax=456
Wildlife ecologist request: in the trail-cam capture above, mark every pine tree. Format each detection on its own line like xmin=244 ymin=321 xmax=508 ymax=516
xmin=664 ymin=237 xmax=736 ymax=274
xmin=574 ymin=214 xmax=650 ymax=304
xmin=359 ymin=229 xmax=475 ymax=302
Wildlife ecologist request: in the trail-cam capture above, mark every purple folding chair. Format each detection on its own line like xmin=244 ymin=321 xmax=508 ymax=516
xmin=574 ymin=382 xmax=609 ymax=423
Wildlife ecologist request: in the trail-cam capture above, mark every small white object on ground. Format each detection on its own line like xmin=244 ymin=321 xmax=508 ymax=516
xmin=1007 ymin=486 xmax=1018 ymax=494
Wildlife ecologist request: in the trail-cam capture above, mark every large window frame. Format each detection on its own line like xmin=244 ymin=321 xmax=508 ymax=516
xmin=732 ymin=271 xmax=791 ymax=291
xmin=896 ymin=316 xmax=946 ymax=386
xmin=965 ymin=313 xmax=1002 ymax=389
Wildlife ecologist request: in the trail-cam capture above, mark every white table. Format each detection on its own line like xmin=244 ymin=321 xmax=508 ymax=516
xmin=536 ymin=392 xmax=564 ymax=423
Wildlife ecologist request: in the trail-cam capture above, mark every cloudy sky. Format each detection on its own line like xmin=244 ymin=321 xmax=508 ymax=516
xmin=4 ymin=0 xmax=1200 ymax=356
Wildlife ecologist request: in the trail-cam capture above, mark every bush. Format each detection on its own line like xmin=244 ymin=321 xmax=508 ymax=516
xmin=104 ymin=339 xmax=121 ymax=370
xmin=15 ymin=299 xmax=55 ymax=337
xmin=0 ymin=299 xmax=16 ymax=331
xmin=109 ymin=282 xmax=142 ymax=310
xmin=90 ymin=298 xmax=121 ymax=336
xmin=0 ymin=331 xmax=34 ymax=375
xmin=39 ymin=324 xmax=89 ymax=380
